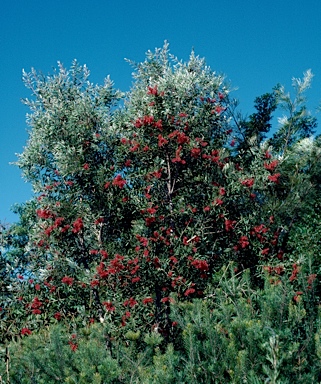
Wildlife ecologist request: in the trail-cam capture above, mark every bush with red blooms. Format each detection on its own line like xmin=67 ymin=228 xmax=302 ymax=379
xmin=1 ymin=45 xmax=320 ymax=351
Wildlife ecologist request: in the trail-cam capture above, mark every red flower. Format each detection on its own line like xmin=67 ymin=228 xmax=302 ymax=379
xmin=158 ymin=134 xmax=168 ymax=147
xmin=61 ymin=276 xmax=74 ymax=286
xmin=72 ymin=218 xmax=83 ymax=233
xmin=184 ymin=288 xmax=196 ymax=296
xmin=241 ymin=178 xmax=254 ymax=188
xmin=124 ymin=297 xmax=138 ymax=308
xmin=83 ymin=163 xmax=89 ymax=170
xmin=21 ymin=328 xmax=32 ymax=336
xmin=161 ymin=297 xmax=174 ymax=303
xmin=264 ymin=160 xmax=279 ymax=172
xmin=32 ymin=309 xmax=41 ymax=315
xmin=268 ymin=173 xmax=281 ymax=183
xmin=54 ymin=312 xmax=62 ymax=320
xmin=154 ymin=119 xmax=163 ymax=130
xmin=103 ymin=301 xmax=116 ymax=312
xmin=112 ymin=174 xmax=127 ymax=189
xmin=239 ymin=236 xmax=249 ymax=249
xmin=36 ymin=209 xmax=54 ymax=219
xmin=35 ymin=284 xmax=41 ymax=291
xmin=191 ymin=259 xmax=209 ymax=272
xmin=147 ymin=85 xmax=158 ymax=95
xmin=225 ymin=219 xmax=236 ymax=232
xmin=191 ymin=147 xmax=201 ymax=158
xmin=68 ymin=341 xmax=78 ymax=352
xmin=142 ymin=297 xmax=154 ymax=305
xmin=31 ymin=297 xmax=42 ymax=309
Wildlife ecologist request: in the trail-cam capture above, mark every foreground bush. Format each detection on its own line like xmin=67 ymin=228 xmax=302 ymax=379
xmin=2 ymin=266 xmax=320 ymax=383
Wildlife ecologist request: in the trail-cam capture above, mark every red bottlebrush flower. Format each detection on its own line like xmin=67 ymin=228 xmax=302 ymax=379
xmin=103 ymin=301 xmax=115 ymax=312
xmin=214 ymin=105 xmax=225 ymax=114
xmin=112 ymin=174 xmax=127 ymax=189
xmin=72 ymin=217 xmax=83 ymax=233
xmin=143 ymin=115 xmax=154 ymax=125
xmin=265 ymin=151 xmax=272 ymax=159
xmin=169 ymin=256 xmax=178 ymax=264
xmin=147 ymin=85 xmax=158 ymax=95
xmin=184 ymin=288 xmax=196 ymax=296
xmin=124 ymin=159 xmax=132 ymax=167
xmin=31 ymin=297 xmax=42 ymax=309
xmin=21 ymin=328 xmax=32 ymax=336
xmin=60 ymin=224 xmax=70 ymax=233
xmin=90 ymin=279 xmax=100 ymax=287
xmin=95 ymin=217 xmax=104 ymax=225
xmin=17 ymin=274 xmax=24 ymax=280
xmin=36 ymin=209 xmax=54 ymax=219
xmin=158 ymin=134 xmax=169 ymax=147
xmin=44 ymin=225 xmax=54 ymax=237
xmin=35 ymin=284 xmax=41 ymax=291
xmin=142 ymin=297 xmax=154 ymax=305
xmin=225 ymin=219 xmax=236 ymax=232
xmin=191 ymin=147 xmax=201 ymax=158
xmin=241 ymin=178 xmax=254 ymax=188
xmin=191 ymin=259 xmax=209 ymax=272
xmin=261 ymin=248 xmax=270 ymax=255
xmin=32 ymin=309 xmax=42 ymax=315
xmin=123 ymin=297 xmax=138 ymax=308
xmin=268 ymin=173 xmax=281 ymax=183
xmin=219 ymin=187 xmax=226 ymax=196
xmin=172 ymin=145 xmax=186 ymax=164
xmin=131 ymin=277 xmax=141 ymax=283
xmin=153 ymin=257 xmax=161 ymax=268
xmin=54 ymin=312 xmax=62 ymax=320
xmin=264 ymin=160 xmax=279 ymax=172
xmin=65 ymin=180 xmax=74 ymax=186
xmin=61 ymin=276 xmax=74 ymax=286
xmin=289 ymin=263 xmax=300 ymax=282
xmin=239 ymin=236 xmax=249 ymax=249
xmin=154 ymin=119 xmax=163 ymax=130
xmin=83 ymin=163 xmax=89 ymax=170
xmin=145 ymin=217 xmax=156 ymax=226
xmin=104 ymin=181 xmax=111 ymax=189
xmin=161 ymin=297 xmax=174 ymax=303
xmin=100 ymin=250 xmax=108 ymax=259
xmin=68 ymin=341 xmax=78 ymax=352
xmin=214 ymin=198 xmax=224 ymax=206
xmin=176 ymin=131 xmax=190 ymax=144
xmin=54 ymin=217 xmax=65 ymax=228
xmin=218 ymin=92 xmax=225 ymax=100
xmin=89 ymin=249 xmax=99 ymax=255
xmin=147 ymin=207 xmax=158 ymax=215
xmin=120 ymin=137 xmax=128 ymax=144
xmin=134 ymin=118 xmax=143 ymax=128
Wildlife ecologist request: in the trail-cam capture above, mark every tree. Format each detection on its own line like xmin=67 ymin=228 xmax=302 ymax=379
xmin=1 ymin=44 xmax=320 ymax=357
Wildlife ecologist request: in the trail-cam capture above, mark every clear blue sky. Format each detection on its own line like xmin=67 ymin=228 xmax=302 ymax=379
xmin=1 ymin=0 xmax=321 ymax=223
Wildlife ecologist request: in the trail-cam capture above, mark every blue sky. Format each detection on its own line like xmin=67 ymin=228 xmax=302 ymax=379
xmin=1 ymin=0 xmax=321 ymax=223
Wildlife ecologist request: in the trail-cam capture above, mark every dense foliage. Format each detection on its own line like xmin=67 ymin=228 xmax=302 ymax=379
xmin=1 ymin=44 xmax=321 ymax=382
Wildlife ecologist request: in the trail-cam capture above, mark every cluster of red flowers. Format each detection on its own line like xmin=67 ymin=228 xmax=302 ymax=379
xmin=61 ymin=276 xmax=74 ymax=286
xmin=241 ymin=178 xmax=254 ymax=188
xmin=30 ymin=297 xmax=42 ymax=315
xmin=21 ymin=327 xmax=32 ymax=336
xmin=103 ymin=301 xmax=115 ymax=312
xmin=72 ymin=217 xmax=83 ymax=233
xmin=190 ymin=259 xmax=209 ymax=272
xmin=112 ymin=174 xmax=127 ymax=189
xmin=289 ymin=263 xmax=300 ymax=282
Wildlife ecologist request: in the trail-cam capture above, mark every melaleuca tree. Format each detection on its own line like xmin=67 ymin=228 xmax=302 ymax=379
xmin=2 ymin=44 xmax=319 ymax=347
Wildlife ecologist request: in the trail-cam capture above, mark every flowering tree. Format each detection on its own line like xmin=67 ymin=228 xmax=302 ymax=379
xmin=1 ymin=44 xmax=319 ymax=348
